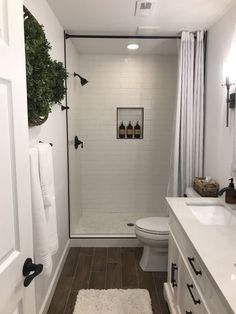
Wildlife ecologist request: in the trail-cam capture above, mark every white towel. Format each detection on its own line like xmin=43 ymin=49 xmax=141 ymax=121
xmin=37 ymin=143 xmax=58 ymax=256
xmin=29 ymin=147 xmax=52 ymax=277
xmin=37 ymin=144 xmax=54 ymax=208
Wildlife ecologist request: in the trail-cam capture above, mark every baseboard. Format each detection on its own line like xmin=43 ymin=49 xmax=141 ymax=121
xmin=70 ymin=237 xmax=141 ymax=247
xmin=39 ymin=240 xmax=70 ymax=314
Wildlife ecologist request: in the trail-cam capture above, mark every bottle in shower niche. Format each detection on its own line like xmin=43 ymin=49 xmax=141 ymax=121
xmin=126 ymin=121 xmax=133 ymax=138
xmin=118 ymin=121 xmax=125 ymax=138
xmin=134 ymin=121 xmax=141 ymax=138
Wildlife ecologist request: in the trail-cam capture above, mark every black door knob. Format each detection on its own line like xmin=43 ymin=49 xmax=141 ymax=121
xmin=23 ymin=258 xmax=43 ymax=287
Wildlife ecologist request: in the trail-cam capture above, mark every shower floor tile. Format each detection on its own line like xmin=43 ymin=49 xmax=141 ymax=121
xmin=72 ymin=212 xmax=158 ymax=236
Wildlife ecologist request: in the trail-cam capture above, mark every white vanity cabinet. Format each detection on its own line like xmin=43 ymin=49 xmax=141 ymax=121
xmin=164 ymin=212 xmax=230 ymax=314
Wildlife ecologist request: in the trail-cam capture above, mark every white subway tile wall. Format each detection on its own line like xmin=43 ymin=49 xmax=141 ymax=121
xmin=70 ymin=54 xmax=177 ymax=234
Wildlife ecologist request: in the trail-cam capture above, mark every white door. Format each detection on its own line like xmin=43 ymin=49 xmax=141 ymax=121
xmin=0 ymin=0 xmax=36 ymax=313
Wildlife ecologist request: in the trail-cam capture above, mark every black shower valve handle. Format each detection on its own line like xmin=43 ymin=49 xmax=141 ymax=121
xmin=74 ymin=136 xmax=83 ymax=149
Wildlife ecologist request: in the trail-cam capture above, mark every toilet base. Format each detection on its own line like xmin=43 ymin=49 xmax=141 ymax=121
xmin=139 ymin=245 xmax=168 ymax=272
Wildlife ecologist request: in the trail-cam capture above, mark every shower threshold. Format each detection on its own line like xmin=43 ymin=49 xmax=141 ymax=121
xmin=70 ymin=233 xmax=136 ymax=239
xmin=70 ymin=212 xmax=157 ymax=238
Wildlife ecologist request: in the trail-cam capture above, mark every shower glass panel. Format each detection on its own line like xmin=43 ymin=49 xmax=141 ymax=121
xmin=66 ymin=37 xmax=178 ymax=237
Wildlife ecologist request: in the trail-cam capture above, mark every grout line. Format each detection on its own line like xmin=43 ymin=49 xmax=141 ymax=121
xmin=120 ymin=247 xmax=123 ymax=288
xmin=104 ymin=248 xmax=108 ymax=289
xmin=134 ymin=248 xmax=140 ymax=288
xmin=68 ymin=248 xmax=81 ymax=291
xmin=152 ymin=272 xmax=164 ymax=314
xmin=63 ymin=248 xmax=80 ymax=314
xmin=118 ymin=247 xmax=122 ymax=289
xmin=87 ymin=248 xmax=95 ymax=288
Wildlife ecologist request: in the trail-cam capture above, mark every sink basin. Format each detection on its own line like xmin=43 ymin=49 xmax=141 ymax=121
xmin=186 ymin=203 xmax=236 ymax=225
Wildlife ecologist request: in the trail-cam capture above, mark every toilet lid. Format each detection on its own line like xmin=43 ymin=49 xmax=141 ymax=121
xmin=135 ymin=217 xmax=169 ymax=235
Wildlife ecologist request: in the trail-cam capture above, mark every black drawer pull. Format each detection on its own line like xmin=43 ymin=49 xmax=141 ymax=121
xmin=186 ymin=312 xmax=192 ymax=314
xmin=171 ymin=262 xmax=178 ymax=287
xmin=188 ymin=257 xmax=202 ymax=275
xmin=187 ymin=284 xmax=201 ymax=305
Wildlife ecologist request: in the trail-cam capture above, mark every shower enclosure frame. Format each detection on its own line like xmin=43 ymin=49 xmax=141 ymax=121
xmin=63 ymin=32 xmax=182 ymax=239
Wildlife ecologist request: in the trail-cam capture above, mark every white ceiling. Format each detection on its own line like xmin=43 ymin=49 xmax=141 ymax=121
xmin=47 ymin=0 xmax=236 ymax=54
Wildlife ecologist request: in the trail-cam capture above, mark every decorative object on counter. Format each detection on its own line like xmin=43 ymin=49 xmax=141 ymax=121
xmin=134 ymin=122 xmax=141 ymax=138
xmin=24 ymin=6 xmax=68 ymax=126
xmin=73 ymin=72 xmax=88 ymax=86
xmin=116 ymin=107 xmax=144 ymax=139
xmin=218 ymin=178 xmax=236 ymax=204
xmin=126 ymin=121 xmax=134 ymax=138
xmin=221 ymin=76 xmax=235 ymax=127
xmin=193 ymin=177 xmax=219 ymax=197
xmin=118 ymin=122 xmax=126 ymax=138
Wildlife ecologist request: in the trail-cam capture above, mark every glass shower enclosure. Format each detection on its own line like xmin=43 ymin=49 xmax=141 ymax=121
xmin=65 ymin=37 xmax=178 ymax=238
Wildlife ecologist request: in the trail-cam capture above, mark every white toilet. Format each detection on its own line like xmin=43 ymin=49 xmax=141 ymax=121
xmin=135 ymin=188 xmax=201 ymax=272
xmin=135 ymin=217 xmax=169 ymax=271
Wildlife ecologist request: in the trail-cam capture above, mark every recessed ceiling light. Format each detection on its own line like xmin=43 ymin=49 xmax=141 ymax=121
xmin=127 ymin=44 xmax=139 ymax=50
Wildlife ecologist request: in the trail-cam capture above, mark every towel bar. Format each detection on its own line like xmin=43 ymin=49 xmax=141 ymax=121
xmin=39 ymin=141 xmax=53 ymax=147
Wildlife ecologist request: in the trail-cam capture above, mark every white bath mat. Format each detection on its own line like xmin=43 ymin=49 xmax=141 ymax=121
xmin=73 ymin=289 xmax=153 ymax=314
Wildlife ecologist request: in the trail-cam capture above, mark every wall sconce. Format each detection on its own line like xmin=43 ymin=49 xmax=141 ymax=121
xmin=222 ymin=77 xmax=235 ymax=127
xmin=74 ymin=72 xmax=88 ymax=86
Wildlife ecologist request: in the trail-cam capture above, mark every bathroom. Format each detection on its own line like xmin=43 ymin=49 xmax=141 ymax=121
xmin=1 ymin=0 xmax=236 ymax=313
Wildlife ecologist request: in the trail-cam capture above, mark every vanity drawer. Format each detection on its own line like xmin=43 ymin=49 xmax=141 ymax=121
xmin=170 ymin=214 xmax=206 ymax=289
xmin=178 ymin=253 xmax=208 ymax=314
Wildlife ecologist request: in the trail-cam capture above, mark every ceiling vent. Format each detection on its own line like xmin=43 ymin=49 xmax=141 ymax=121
xmin=135 ymin=1 xmax=156 ymax=17
xmin=137 ymin=26 xmax=161 ymax=35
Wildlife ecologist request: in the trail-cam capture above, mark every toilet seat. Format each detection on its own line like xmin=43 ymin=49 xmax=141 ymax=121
xmin=135 ymin=217 xmax=169 ymax=235
xmin=135 ymin=227 xmax=169 ymax=241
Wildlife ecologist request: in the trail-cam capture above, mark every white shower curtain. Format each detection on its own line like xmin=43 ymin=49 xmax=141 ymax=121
xmin=168 ymin=31 xmax=205 ymax=197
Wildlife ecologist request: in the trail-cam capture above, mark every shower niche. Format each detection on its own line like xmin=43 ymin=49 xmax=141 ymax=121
xmin=117 ymin=107 xmax=144 ymax=139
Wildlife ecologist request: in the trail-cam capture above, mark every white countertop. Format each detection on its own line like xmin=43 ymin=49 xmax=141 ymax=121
xmin=166 ymin=197 xmax=236 ymax=314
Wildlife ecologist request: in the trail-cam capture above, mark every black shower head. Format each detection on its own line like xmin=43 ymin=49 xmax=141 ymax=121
xmin=74 ymin=72 xmax=88 ymax=86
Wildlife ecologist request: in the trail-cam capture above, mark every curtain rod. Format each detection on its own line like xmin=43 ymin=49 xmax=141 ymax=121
xmin=65 ymin=33 xmax=181 ymax=40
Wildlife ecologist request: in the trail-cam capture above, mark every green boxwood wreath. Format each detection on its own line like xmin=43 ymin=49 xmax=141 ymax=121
xmin=24 ymin=7 xmax=68 ymax=126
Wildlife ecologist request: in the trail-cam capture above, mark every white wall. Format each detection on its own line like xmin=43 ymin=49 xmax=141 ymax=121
xmin=205 ymin=5 xmax=236 ymax=189
xmin=70 ymin=54 xmax=177 ymax=230
xmin=23 ymin=0 xmax=72 ymax=312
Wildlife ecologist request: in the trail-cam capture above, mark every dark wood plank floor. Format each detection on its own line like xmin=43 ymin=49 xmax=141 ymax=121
xmin=47 ymin=247 xmax=170 ymax=314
